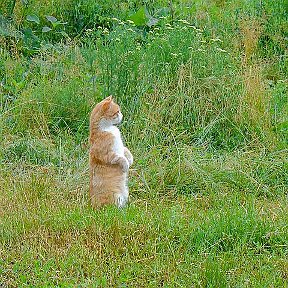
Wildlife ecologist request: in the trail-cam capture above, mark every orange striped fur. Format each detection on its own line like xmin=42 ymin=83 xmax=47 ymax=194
xmin=89 ymin=96 xmax=133 ymax=208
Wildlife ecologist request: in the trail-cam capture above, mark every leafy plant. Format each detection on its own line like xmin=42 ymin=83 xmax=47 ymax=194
xmin=128 ymin=6 xmax=158 ymax=27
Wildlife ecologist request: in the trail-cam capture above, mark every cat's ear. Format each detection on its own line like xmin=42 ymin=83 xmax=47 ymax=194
xmin=102 ymin=96 xmax=113 ymax=111
xmin=105 ymin=95 xmax=113 ymax=102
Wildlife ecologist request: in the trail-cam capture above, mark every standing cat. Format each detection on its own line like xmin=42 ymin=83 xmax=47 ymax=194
xmin=89 ymin=96 xmax=133 ymax=208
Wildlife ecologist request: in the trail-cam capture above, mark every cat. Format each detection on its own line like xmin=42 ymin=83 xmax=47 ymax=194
xmin=89 ymin=96 xmax=133 ymax=208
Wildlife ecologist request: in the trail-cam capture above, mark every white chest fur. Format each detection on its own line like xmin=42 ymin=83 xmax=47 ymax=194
xmin=102 ymin=126 xmax=125 ymax=156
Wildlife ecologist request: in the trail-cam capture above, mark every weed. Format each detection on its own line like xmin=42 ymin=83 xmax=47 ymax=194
xmin=0 ymin=0 xmax=287 ymax=286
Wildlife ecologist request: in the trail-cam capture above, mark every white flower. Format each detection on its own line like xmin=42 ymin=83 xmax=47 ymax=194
xmin=103 ymin=28 xmax=109 ymax=35
xmin=178 ymin=19 xmax=190 ymax=25
xmin=216 ymin=47 xmax=227 ymax=53
xmin=211 ymin=38 xmax=223 ymax=42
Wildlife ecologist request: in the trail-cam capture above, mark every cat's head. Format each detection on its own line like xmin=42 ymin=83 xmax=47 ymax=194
xmin=91 ymin=96 xmax=123 ymax=127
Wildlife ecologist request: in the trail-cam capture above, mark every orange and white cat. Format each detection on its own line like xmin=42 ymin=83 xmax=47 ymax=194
xmin=89 ymin=96 xmax=133 ymax=208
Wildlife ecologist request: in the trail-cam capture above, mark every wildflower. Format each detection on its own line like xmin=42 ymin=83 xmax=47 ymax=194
xmin=103 ymin=28 xmax=109 ymax=35
xmin=178 ymin=19 xmax=190 ymax=25
xmin=216 ymin=47 xmax=227 ymax=53
xmin=211 ymin=38 xmax=223 ymax=42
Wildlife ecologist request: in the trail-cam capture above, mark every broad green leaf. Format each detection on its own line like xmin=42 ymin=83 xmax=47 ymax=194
xmin=46 ymin=15 xmax=58 ymax=23
xmin=155 ymin=7 xmax=170 ymax=17
xmin=42 ymin=26 xmax=52 ymax=32
xmin=147 ymin=16 xmax=158 ymax=27
xmin=26 ymin=14 xmax=40 ymax=24
xmin=128 ymin=6 xmax=148 ymax=26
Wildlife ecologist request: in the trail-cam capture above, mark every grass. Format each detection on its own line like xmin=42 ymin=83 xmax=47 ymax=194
xmin=1 ymin=0 xmax=288 ymax=286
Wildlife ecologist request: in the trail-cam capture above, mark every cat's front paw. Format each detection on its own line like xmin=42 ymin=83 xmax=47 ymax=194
xmin=127 ymin=153 xmax=133 ymax=166
xmin=119 ymin=157 xmax=129 ymax=173
xmin=111 ymin=154 xmax=129 ymax=172
xmin=124 ymin=147 xmax=133 ymax=166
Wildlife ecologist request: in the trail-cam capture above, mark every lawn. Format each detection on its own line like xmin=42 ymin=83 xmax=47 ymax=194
xmin=0 ymin=0 xmax=287 ymax=286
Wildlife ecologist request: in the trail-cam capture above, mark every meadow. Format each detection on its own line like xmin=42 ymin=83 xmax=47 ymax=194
xmin=0 ymin=0 xmax=287 ymax=286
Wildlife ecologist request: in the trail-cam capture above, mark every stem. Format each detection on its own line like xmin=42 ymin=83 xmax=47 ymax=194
xmin=9 ymin=0 xmax=16 ymax=17
xmin=170 ymin=0 xmax=174 ymax=23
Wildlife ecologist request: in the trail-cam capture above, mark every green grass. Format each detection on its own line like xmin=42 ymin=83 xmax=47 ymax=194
xmin=1 ymin=0 xmax=288 ymax=286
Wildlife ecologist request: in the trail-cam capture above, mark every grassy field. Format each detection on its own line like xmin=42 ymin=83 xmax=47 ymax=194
xmin=1 ymin=0 xmax=287 ymax=286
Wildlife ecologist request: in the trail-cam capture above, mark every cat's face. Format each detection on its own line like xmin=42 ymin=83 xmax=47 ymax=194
xmin=100 ymin=96 xmax=123 ymax=126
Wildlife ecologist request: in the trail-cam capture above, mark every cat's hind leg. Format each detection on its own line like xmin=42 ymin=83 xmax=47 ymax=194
xmin=115 ymin=187 xmax=129 ymax=208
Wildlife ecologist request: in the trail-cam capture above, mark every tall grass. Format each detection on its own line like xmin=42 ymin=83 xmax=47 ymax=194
xmin=0 ymin=0 xmax=287 ymax=286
